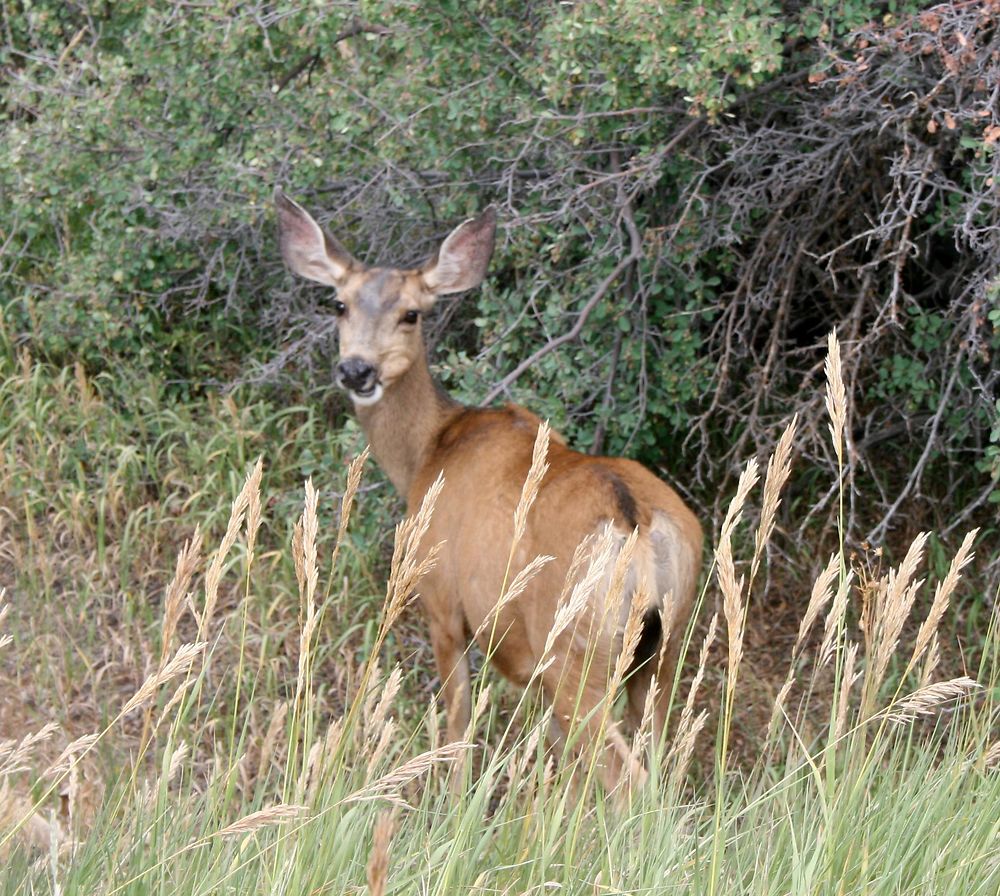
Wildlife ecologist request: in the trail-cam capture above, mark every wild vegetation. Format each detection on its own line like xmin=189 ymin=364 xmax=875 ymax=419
xmin=1 ymin=329 xmax=997 ymax=893
xmin=1 ymin=1 xmax=999 ymax=893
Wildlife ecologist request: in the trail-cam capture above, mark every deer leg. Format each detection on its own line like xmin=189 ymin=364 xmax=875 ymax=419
xmin=426 ymin=608 xmax=473 ymax=792
xmin=543 ymin=654 xmax=646 ymax=796
xmin=623 ymin=609 xmax=664 ymax=734
xmin=428 ymin=611 xmax=472 ymax=744
xmin=624 ymin=660 xmax=654 ymax=733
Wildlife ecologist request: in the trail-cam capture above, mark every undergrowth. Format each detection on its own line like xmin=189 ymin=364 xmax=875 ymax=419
xmin=0 ymin=331 xmax=997 ymax=895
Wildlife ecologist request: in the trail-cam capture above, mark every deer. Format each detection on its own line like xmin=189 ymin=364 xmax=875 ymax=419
xmin=275 ymin=190 xmax=703 ymax=791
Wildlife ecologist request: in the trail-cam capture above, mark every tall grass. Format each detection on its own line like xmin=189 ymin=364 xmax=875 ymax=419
xmin=1 ymin=332 xmax=998 ymax=894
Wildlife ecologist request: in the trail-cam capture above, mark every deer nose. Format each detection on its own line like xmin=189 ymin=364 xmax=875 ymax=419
xmin=336 ymin=358 xmax=378 ymax=392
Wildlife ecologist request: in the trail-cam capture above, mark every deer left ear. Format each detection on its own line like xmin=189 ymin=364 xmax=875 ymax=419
xmin=421 ymin=207 xmax=497 ymax=296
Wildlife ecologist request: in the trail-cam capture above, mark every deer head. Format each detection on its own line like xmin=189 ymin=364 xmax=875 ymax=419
xmin=275 ymin=190 xmax=496 ymax=407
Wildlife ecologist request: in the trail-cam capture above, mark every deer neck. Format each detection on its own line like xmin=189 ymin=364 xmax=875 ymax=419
xmin=353 ymin=348 xmax=460 ymax=499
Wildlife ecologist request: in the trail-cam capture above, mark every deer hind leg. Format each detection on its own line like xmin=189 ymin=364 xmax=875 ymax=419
xmin=623 ymin=609 xmax=666 ymax=735
xmin=542 ymin=642 xmax=646 ymax=795
xmin=626 ymin=515 xmax=700 ymax=746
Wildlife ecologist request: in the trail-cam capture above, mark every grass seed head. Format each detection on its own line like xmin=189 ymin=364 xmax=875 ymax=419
xmin=366 ymin=809 xmax=397 ymax=896
xmin=825 ymin=330 xmax=847 ymax=463
xmin=882 ymin=677 xmax=979 ymax=725
xmin=511 ymin=421 xmax=551 ymax=547
xmin=212 ymin=803 xmax=308 ymax=838
xmin=751 ymin=414 xmax=798 ymax=586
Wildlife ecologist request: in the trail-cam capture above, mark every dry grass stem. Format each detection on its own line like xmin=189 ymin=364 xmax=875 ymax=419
xmin=367 ymin=720 xmax=398 ymax=774
xmin=907 ymin=529 xmax=978 ymax=675
xmin=245 ymin=456 xmax=264 ymax=562
xmin=165 ymin=741 xmax=190 ymax=786
xmin=212 ymin=803 xmax=308 ymax=838
xmin=465 ymin=685 xmax=492 ymax=740
xmin=300 ymin=717 xmax=348 ymax=798
xmin=383 ymin=474 xmax=445 ymax=633
xmin=366 ymin=809 xmax=397 ymax=896
xmin=322 ymin=716 xmax=345 ymax=763
xmin=718 ymin=457 xmax=761 ymax=540
xmin=669 ymin=709 xmax=708 ymax=789
xmin=825 ymin=330 xmax=847 ymax=463
xmin=331 ymin=448 xmax=369 ymax=571
xmin=368 ymin=666 xmax=403 ymax=734
xmin=301 ymin=477 xmax=320 ymax=611
xmin=295 ymin=479 xmax=321 ymax=701
xmin=865 ymin=532 xmax=929 ymax=702
xmin=160 ymin=529 xmax=204 ymax=667
xmin=507 ymin=724 xmax=543 ymax=788
xmin=141 ymin=740 xmax=190 ymax=808
xmin=157 ymin=677 xmax=198 ymax=730
xmin=601 ymin=527 xmax=640 ymax=637
xmin=550 ymin=536 xmax=598 ymax=622
xmin=882 ymin=677 xmax=979 ymax=724
xmin=767 ymin=676 xmax=796 ymax=743
xmin=718 ymin=533 xmax=745 ymax=700
xmin=671 ymin=613 xmax=717 ymax=764
xmin=0 ymin=723 xmax=59 ymax=777
xmin=611 ymin=579 xmax=651 ymax=691
xmin=0 ymin=600 xmax=10 ymax=652
xmin=475 ymin=553 xmax=555 ymax=641
xmin=795 ymin=554 xmax=840 ymax=656
xmin=919 ymin=635 xmax=941 ymax=688
xmin=511 ymin=422 xmax=551 ymax=546
xmin=200 ymin=460 xmax=262 ymax=637
xmin=834 ymin=641 xmax=860 ymax=741
xmin=541 ymin=528 xmax=618 ymax=661
xmin=345 ymin=741 xmax=472 ymax=805
xmin=257 ymin=701 xmax=289 ymax=783
xmin=633 ymin=679 xmax=658 ymax=759
xmin=291 ymin=520 xmax=305 ymax=599
xmin=716 ymin=458 xmax=760 ymax=697
xmin=817 ymin=572 xmax=854 ymax=669
xmin=750 ymin=415 xmax=798 ymax=586
xmin=43 ymin=734 xmax=100 ymax=778
xmin=767 ymin=555 xmax=843 ymax=738
xmin=121 ymin=642 xmax=207 ymax=717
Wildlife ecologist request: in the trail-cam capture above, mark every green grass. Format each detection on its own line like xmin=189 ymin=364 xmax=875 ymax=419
xmin=1 ymin=329 xmax=998 ymax=895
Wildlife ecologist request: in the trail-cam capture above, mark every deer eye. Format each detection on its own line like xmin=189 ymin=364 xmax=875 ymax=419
xmin=332 ymin=300 xmax=346 ymax=317
xmin=401 ymin=309 xmax=420 ymax=325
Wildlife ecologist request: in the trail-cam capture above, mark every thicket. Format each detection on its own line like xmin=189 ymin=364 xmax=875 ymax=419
xmin=2 ymin=1 xmax=998 ymax=553
xmin=2 ymin=5 xmax=999 ymax=890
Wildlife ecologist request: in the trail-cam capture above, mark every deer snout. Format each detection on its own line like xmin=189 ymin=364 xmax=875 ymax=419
xmin=336 ymin=357 xmax=379 ymax=395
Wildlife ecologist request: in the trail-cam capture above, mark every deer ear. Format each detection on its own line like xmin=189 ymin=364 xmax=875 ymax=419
xmin=275 ymin=189 xmax=358 ymax=286
xmin=421 ymin=207 xmax=496 ymax=296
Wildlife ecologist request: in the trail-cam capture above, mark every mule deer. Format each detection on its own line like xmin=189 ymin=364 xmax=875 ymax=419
xmin=275 ymin=191 xmax=702 ymax=790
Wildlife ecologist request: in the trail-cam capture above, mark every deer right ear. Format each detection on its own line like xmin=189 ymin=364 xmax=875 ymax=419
xmin=421 ymin=207 xmax=497 ymax=296
xmin=275 ymin=189 xmax=358 ymax=287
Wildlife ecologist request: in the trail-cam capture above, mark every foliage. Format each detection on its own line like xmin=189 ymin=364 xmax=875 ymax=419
xmin=2 ymin=2 xmax=998 ymax=536
xmin=2 ymin=4 xmax=999 ymax=889
xmin=0 ymin=335 xmax=996 ymax=893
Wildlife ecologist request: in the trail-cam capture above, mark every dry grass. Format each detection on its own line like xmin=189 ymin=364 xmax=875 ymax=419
xmin=0 ymin=333 xmax=995 ymax=893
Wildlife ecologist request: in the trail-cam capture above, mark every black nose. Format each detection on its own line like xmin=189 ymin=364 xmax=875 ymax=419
xmin=337 ymin=358 xmax=377 ymax=392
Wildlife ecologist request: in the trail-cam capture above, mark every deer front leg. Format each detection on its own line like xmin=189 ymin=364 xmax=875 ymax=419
xmin=427 ymin=609 xmax=472 ymax=742
xmin=427 ymin=609 xmax=472 ymax=792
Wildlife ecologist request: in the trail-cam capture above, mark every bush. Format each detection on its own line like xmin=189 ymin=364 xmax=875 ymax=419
xmin=2 ymin=1 xmax=997 ymax=542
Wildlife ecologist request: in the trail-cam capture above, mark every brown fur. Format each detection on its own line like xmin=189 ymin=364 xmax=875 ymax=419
xmin=276 ymin=191 xmax=703 ymax=791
